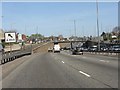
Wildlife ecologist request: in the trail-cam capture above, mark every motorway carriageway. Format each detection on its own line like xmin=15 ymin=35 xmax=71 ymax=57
xmin=2 ymin=51 xmax=118 ymax=88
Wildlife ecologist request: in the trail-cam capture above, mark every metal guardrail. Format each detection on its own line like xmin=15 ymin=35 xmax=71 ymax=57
xmin=0 ymin=43 xmax=47 ymax=65
xmin=0 ymin=45 xmax=32 ymax=64
xmin=84 ymin=50 xmax=120 ymax=56
xmin=86 ymin=50 xmax=120 ymax=53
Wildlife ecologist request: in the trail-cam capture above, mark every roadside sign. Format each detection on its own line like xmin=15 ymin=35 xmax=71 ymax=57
xmin=5 ymin=32 xmax=16 ymax=43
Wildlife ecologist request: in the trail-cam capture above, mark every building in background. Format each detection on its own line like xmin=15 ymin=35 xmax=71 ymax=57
xmin=17 ymin=33 xmax=27 ymax=43
xmin=0 ymin=29 xmax=4 ymax=39
xmin=0 ymin=29 xmax=5 ymax=42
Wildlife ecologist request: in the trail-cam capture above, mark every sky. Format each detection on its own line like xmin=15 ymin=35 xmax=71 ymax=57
xmin=1 ymin=1 xmax=118 ymax=37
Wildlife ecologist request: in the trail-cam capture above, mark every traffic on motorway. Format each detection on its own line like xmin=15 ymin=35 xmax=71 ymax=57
xmin=47 ymin=41 xmax=120 ymax=55
xmin=0 ymin=1 xmax=119 ymax=89
xmin=2 ymin=41 xmax=118 ymax=88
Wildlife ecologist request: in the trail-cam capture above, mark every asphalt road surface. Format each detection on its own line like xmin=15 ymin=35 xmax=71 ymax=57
xmin=2 ymin=51 xmax=118 ymax=88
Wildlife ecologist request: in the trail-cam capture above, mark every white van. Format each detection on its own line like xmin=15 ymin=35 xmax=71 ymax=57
xmin=53 ymin=43 xmax=60 ymax=53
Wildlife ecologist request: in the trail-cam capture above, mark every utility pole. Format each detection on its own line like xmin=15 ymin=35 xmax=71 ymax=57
xmin=1 ymin=16 xmax=4 ymax=39
xmin=96 ymin=0 xmax=100 ymax=51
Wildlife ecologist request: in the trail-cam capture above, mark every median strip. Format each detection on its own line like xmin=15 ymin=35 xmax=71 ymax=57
xmin=79 ymin=71 xmax=91 ymax=77
xmin=33 ymin=42 xmax=49 ymax=51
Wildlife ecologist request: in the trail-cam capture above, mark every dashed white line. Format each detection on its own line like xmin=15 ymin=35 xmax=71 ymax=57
xmin=70 ymin=55 xmax=77 ymax=57
xmin=82 ymin=56 xmax=86 ymax=58
xmin=62 ymin=61 xmax=65 ymax=63
xmin=100 ymin=60 xmax=109 ymax=63
xmin=79 ymin=71 xmax=91 ymax=77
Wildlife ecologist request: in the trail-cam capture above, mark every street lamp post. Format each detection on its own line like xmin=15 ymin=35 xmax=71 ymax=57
xmin=1 ymin=16 xmax=4 ymax=39
xmin=96 ymin=0 xmax=100 ymax=51
xmin=74 ymin=20 xmax=77 ymax=37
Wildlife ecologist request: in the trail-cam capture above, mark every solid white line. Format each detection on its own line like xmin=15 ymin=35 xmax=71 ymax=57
xmin=79 ymin=71 xmax=91 ymax=77
xmin=62 ymin=61 xmax=65 ymax=63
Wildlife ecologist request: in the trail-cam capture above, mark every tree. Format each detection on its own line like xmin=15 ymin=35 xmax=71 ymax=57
xmin=30 ymin=34 xmax=44 ymax=40
xmin=107 ymin=33 xmax=112 ymax=41
xmin=101 ymin=32 xmax=107 ymax=41
xmin=89 ymin=36 xmax=92 ymax=40
xmin=101 ymin=32 xmax=106 ymax=36
xmin=112 ymin=26 xmax=120 ymax=33
xmin=118 ymin=32 xmax=120 ymax=40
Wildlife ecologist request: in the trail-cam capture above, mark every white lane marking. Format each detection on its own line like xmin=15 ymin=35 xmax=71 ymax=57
xmin=73 ymin=55 xmax=77 ymax=56
xmin=62 ymin=61 xmax=65 ymax=63
xmin=100 ymin=60 xmax=109 ymax=63
xmin=82 ymin=56 xmax=86 ymax=58
xmin=79 ymin=71 xmax=91 ymax=77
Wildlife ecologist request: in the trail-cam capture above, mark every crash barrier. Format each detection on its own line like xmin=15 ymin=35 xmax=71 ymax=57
xmin=0 ymin=45 xmax=32 ymax=65
xmin=85 ymin=50 xmax=120 ymax=56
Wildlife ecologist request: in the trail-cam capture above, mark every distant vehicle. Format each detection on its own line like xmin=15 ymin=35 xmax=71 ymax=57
xmin=88 ymin=45 xmax=98 ymax=52
xmin=61 ymin=47 xmax=71 ymax=50
xmin=53 ymin=43 xmax=60 ymax=53
xmin=48 ymin=47 xmax=53 ymax=52
xmin=110 ymin=45 xmax=120 ymax=52
xmin=60 ymin=47 xmax=64 ymax=51
xmin=81 ymin=47 xmax=88 ymax=51
xmin=71 ymin=47 xmax=83 ymax=55
xmin=102 ymin=47 xmax=109 ymax=51
xmin=100 ymin=45 xmax=109 ymax=51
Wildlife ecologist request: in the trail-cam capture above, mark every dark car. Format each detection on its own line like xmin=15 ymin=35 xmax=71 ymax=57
xmin=71 ymin=47 xmax=83 ymax=55
xmin=100 ymin=46 xmax=109 ymax=51
xmin=81 ymin=47 xmax=88 ymax=51
xmin=62 ymin=47 xmax=71 ymax=50
xmin=88 ymin=46 xmax=98 ymax=52
xmin=110 ymin=45 xmax=120 ymax=52
xmin=48 ymin=47 xmax=53 ymax=52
